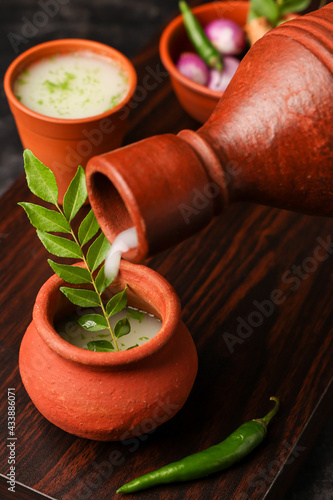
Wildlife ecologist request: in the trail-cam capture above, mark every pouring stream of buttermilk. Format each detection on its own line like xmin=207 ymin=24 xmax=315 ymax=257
xmin=104 ymin=227 xmax=138 ymax=279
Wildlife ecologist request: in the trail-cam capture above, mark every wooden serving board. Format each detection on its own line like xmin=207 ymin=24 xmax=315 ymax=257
xmin=0 ymin=14 xmax=332 ymax=500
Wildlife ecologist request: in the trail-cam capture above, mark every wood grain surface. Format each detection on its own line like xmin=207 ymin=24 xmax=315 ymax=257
xmin=0 ymin=4 xmax=332 ymax=500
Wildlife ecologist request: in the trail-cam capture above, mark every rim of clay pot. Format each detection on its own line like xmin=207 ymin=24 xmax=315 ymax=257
xmin=4 ymin=38 xmax=137 ymax=125
xmin=33 ymin=260 xmax=181 ymax=367
xmin=159 ymin=1 xmax=248 ymax=98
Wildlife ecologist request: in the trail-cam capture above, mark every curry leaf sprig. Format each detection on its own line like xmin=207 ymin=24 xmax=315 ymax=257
xmin=248 ymin=0 xmax=311 ymax=27
xmin=19 ymin=149 xmax=130 ymax=352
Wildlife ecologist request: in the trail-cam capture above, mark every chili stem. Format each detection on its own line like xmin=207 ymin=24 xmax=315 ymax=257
xmin=261 ymin=396 xmax=280 ymax=427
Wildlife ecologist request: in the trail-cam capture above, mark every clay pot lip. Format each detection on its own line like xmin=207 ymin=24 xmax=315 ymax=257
xmin=159 ymin=1 xmax=248 ymax=99
xmin=3 ymin=38 xmax=137 ymax=125
xmin=33 ymin=260 xmax=181 ymax=367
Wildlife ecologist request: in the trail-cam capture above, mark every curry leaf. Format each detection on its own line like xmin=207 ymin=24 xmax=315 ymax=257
xmin=60 ymin=287 xmax=100 ymax=307
xmin=48 ymin=260 xmax=91 ymax=284
xmin=37 ymin=230 xmax=82 ymax=258
xmin=86 ymin=232 xmax=111 ymax=272
xmin=18 ymin=202 xmax=71 ymax=233
xmin=77 ymin=314 xmax=108 ymax=331
xmin=126 ymin=308 xmax=145 ymax=323
xmin=248 ymin=4 xmax=261 ymax=22
xmin=87 ymin=340 xmax=114 ymax=352
xmin=78 ymin=209 xmax=99 ymax=246
xmin=114 ymin=317 xmax=131 ymax=338
xmin=23 ymin=150 xmax=58 ymax=204
xmin=63 ymin=165 xmax=87 ymax=221
xmin=278 ymin=0 xmax=311 ymax=16
xmin=95 ymin=264 xmax=114 ymax=294
xmin=251 ymin=0 xmax=279 ymax=25
xmin=106 ymin=287 xmax=127 ymax=317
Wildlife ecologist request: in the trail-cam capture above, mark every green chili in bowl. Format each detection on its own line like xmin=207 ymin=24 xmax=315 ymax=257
xmin=179 ymin=1 xmax=223 ymax=70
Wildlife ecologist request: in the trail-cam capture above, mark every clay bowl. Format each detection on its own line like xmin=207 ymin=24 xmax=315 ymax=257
xmin=159 ymin=1 xmax=249 ymax=123
xmin=19 ymin=261 xmax=198 ymax=441
xmin=4 ymin=39 xmax=137 ymax=203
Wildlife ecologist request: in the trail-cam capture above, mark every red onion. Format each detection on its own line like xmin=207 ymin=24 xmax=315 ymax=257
xmin=207 ymin=56 xmax=240 ymax=92
xmin=205 ymin=19 xmax=246 ymax=56
xmin=176 ymin=52 xmax=209 ymax=86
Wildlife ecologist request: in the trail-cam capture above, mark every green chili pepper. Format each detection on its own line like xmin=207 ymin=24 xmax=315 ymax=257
xmin=179 ymin=1 xmax=223 ymax=71
xmin=117 ymin=396 xmax=280 ymax=494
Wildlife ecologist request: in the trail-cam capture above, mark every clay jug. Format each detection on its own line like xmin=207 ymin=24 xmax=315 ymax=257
xmin=86 ymin=5 xmax=333 ymax=263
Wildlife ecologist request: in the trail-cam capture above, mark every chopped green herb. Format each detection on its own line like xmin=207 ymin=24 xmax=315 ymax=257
xmin=43 ymin=71 xmax=76 ymax=94
xmin=111 ymin=92 xmax=122 ymax=105
xmin=127 ymin=344 xmax=139 ymax=350
xmin=118 ymin=71 xmax=129 ymax=84
xmin=43 ymin=80 xmax=56 ymax=93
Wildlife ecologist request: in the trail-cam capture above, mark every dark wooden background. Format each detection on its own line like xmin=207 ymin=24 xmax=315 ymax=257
xmin=0 ymin=1 xmax=332 ymax=499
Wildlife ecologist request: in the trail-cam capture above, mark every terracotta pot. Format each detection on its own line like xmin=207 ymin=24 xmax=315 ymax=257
xmin=86 ymin=4 xmax=333 ymax=263
xmin=4 ymin=39 xmax=137 ymax=204
xmin=159 ymin=1 xmax=249 ymax=123
xmin=19 ymin=261 xmax=198 ymax=441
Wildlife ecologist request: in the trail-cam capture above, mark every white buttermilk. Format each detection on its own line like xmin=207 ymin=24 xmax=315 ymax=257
xmin=57 ymin=306 xmax=161 ymax=351
xmin=14 ymin=51 xmax=129 ymax=119
xmin=105 ymin=227 xmax=138 ymax=279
